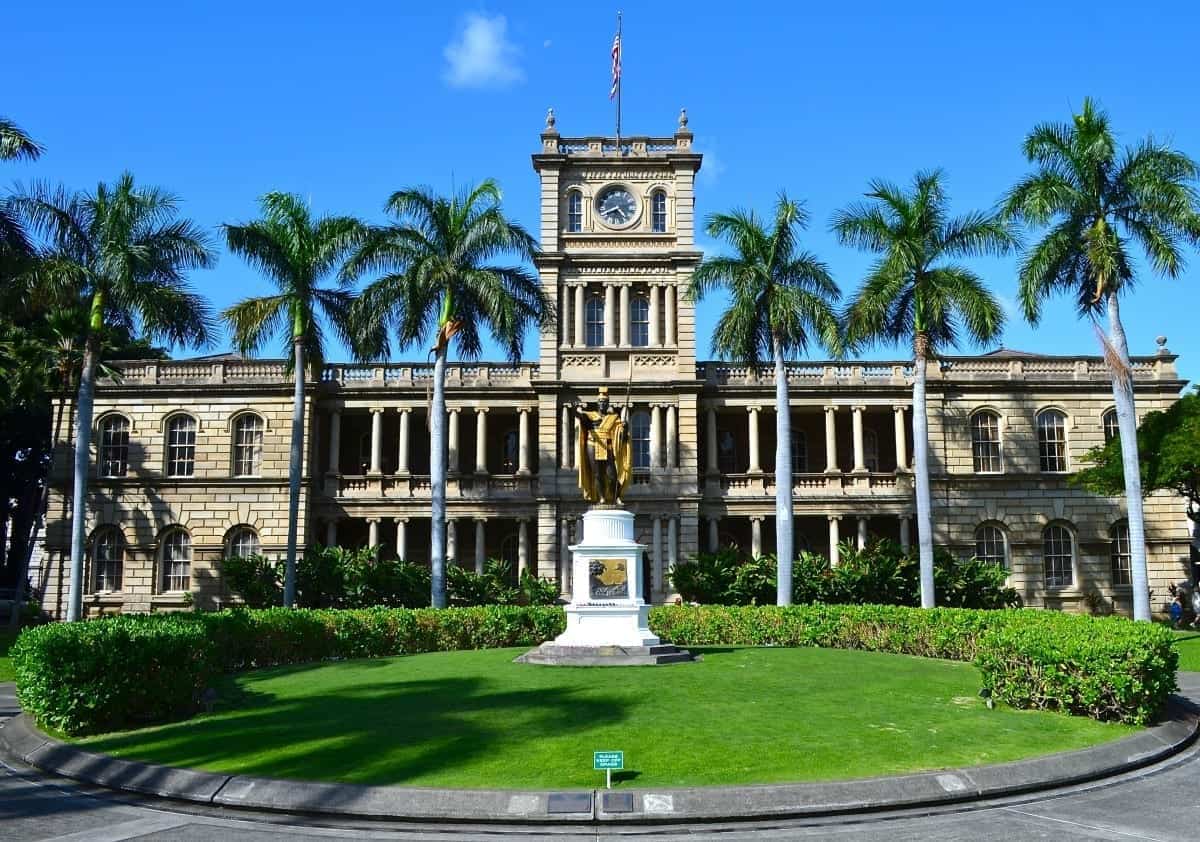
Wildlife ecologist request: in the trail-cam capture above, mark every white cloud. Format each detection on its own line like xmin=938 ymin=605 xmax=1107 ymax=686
xmin=443 ymin=13 xmax=524 ymax=89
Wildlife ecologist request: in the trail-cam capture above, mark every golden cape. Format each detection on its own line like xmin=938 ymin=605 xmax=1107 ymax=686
xmin=576 ymin=410 xmax=632 ymax=503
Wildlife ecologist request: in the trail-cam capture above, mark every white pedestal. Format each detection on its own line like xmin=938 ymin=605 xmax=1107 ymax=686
xmin=553 ymin=508 xmax=660 ymax=648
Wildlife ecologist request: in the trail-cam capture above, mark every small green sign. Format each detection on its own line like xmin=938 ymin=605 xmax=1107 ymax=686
xmin=594 ymin=750 xmax=624 ymax=771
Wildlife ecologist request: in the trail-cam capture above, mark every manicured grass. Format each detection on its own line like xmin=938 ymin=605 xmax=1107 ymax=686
xmin=1174 ymin=631 xmax=1200 ymax=672
xmin=76 ymin=647 xmax=1134 ymax=790
xmin=0 ymin=631 xmax=16 ymax=683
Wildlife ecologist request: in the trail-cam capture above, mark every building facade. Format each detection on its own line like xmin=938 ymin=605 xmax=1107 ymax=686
xmin=37 ymin=113 xmax=1193 ymax=618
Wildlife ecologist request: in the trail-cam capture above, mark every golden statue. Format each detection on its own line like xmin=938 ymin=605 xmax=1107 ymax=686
xmin=574 ymin=387 xmax=632 ymax=505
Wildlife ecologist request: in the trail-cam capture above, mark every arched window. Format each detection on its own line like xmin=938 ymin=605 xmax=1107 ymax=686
xmin=161 ymin=528 xmax=191 ymax=592
xmin=166 ymin=414 xmax=197 ymax=477
xmin=502 ymin=430 xmax=519 ymax=473
xmin=99 ymin=415 xmax=130 ymax=477
xmin=233 ymin=413 xmax=264 ymax=477
xmin=631 ymin=410 xmax=651 ymax=469
xmin=585 ymin=295 xmax=605 ymax=347
xmin=971 ymin=411 xmax=1002 ymax=473
xmin=1110 ymin=522 xmax=1132 ymax=586
xmin=91 ymin=527 xmax=124 ymax=592
xmin=566 ymin=191 xmax=583 ymax=233
xmin=650 ymin=191 xmax=668 ymax=232
xmin=974 ymin=523 xmax=1007 ymax=568
xmin=227 ymin=526 xmax=260 ymax=559
xmin=630 ymin=296 xmax=650 ymax=346
xmin=864 ymin=429 xmax=879 ymax=472
xmin=1037 ymin=410 xmax=1068 ymax=473
xmin=1043 ymin=523 xmax=1074 ymax=588
xmin=791 ymin=430 xmax=808 ymax=473
xmin=1103 ymin=408 xmax=1120 ymax=445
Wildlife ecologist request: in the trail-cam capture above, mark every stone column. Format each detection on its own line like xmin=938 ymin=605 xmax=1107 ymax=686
xmin=559 ymin=518 xmax=571 ymax=591
xmin=748 ymin=406 xmax=762 ymax=473
xmin=651 ymin=516 xmax=663 ymax=597
xmin=751 ymin=516 xmax=763 ymax=558
xmin=447 ymin=518 xmax=458 ymax=566
xmin=395 ymin=517 xmax=408 ymax=560
xmin=667 ymin=516 xmax=679 ymax=578
xmin=619 ymin=283 xmax=630 ymax=347
xmin=448 ymin=408 xmax=460 ymax=474
xmin=397 ymin=408 xmax=411 ymax=474
xmin=369 ymin=408 xmax=384 ymax=475
xmin=650 ymin=404 xmax=663 ymax=468
xmin=560 ymin=404 xmax=573 ymax=470
xmin=851 ymin=405 xmax=866 ymax=473
xmin=474 ymin=518 xmax=486 ymax=573
xmin=649 ymin=284 xmax=661 ymax=347
xmin=327 ymin=410 xmax=341 ymax=473
xmin=708 ymin=517 xmax=720 ymax=551
xmin=706 ymin=406 xmax=719 ymax=476
xmin=604 ymin=283 xmax=616 ymax=346
xmin=325 ymin=519 xmax=338 ymax=547
xmin=368 ymin=517 xmax=380 ymax=549
xmin=518 ymin=519 xmax=530 ymax=577
xmin=824 ymin=406 xmax=839 ymax=473
xmin=893 ymin=406 xmax=908 ymax=471
xmin=518 ymin=408 xmax=531 ymax=475
xmin=857 ymin=516 xmax=868 ymax=550
xmin=561 ymin=285 xmax=572 ymax=347
xmin=665 ymin=284 xmax=677 ymax=346
xmin=828 ymin=515 xmax=841 ymax=566
xmin=899 ymin=515 xmax=911 ymax=552
xmin=666 ymin=404 xmax=678 ymax=469
xmin=573 ymin=285 xmax=585 ymax=349
xmin=475 ymin=408 xmax=488 ymax=475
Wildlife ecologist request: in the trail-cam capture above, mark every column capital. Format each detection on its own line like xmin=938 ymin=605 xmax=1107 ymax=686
xmin=449 ymin=407 xmax=462 ymax=415
xmin=370 ymin=407 xmax=385 ymax=415
xmin=393 ymin=516 xmax=409 ymax=524
xmin=824 ymin=404 xmax=838 ymax=414
xmin=518 ymin=407 xmax=530 ymax=415
xmin=746 ymin=405 xmax=761 ymax=414
xmin=852 ymin=404 xmax=866 ymax=413
xmin=399 ymin=406 xmax=412 ymax=415
xmin=827 ymin=514 xmax=841 ymax=523
xmin=893 ymin=404 xmax=906 ymax=414
xmin=366 ymin=516 xmax=381 ymax=524
xmin=749 ymin=515 xmax=764 ymax=524
xmin=475 ymin=406 xmax=490 ymax=415
xmin=474 ymin=516 xmax=488 ymax=523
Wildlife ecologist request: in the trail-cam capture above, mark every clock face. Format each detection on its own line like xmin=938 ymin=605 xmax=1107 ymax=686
xmin=596 ymin=186 xmax=637 ymax=226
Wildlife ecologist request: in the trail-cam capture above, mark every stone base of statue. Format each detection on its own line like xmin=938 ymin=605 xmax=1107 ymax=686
xmin=516 ymin=508 xmax=694 ymax=667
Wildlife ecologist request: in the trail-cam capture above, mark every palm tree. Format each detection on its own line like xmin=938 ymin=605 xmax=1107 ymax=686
xmin=222 ymin=192 xmax=367 ymax=607
xmin=0 ymin=118 xmax=42 ymax=283
xmin=1003 ymin=98 xmax=1200 ymax=621
xmin=834 ymin=170 xmax=1014 ymax=608
xmin=346 ymin=180 xmax=551 ymax=608
xmin=14 ymin=173 xmax=216 ymax=620
xmin=686 ymin=196 xmax=841 ymax=604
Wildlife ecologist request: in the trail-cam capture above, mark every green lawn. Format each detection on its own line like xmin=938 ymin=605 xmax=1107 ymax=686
xmin=0 ymin=631 xmax=16 ymax=683
xmin=74 ymin=647 xmax=1134 ymax=789
xmin=1174 ymin=631 xmax=1200 ymax=672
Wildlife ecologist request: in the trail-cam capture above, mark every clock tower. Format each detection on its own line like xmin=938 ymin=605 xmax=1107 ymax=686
xmin=531 ymin=108 xmax=704 ymax=599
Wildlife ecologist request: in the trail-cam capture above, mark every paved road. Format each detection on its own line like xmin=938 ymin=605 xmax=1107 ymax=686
xmin=4 ymin=677 xmax=1200 ymax=841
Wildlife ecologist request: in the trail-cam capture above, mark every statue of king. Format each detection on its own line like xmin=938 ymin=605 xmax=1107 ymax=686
xmin=573 ymin=387 xmax=632 ymax=505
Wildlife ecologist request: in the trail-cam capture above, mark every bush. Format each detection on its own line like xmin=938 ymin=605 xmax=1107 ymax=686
xmin=668 ymin=541 xmax=1020 ymax=609
xmin=12 ymin=605 xmax=1174 ymax=735
xmin=222 ymin=546 xmax=432 ymax=609
xmin=12 ymin=606 xmax=565 ymax=736
xmin=447 ymin=559 xmax=519 ymax=606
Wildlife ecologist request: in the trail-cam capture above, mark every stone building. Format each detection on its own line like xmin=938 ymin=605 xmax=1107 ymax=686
xmin=37 ymin=113 xmax=1192 ymax=618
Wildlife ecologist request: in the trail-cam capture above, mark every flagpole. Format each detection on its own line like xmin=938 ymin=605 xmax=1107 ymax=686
xmin=615 ymin=11 xmax=622 ymax=152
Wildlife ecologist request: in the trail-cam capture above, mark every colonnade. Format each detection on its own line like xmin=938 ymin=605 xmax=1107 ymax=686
xmin=705 ymin=404 xmax=910 ymax=474
xmin=325 ymin=515 xmax=533 ymax=575
xmin=712 ymin=513 xmax=914 ymax=566
xmin=562 ymin=281 xmax=678 ymax=348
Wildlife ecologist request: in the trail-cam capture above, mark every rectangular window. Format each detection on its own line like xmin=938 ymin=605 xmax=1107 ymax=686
xmin=99 ymin=418 xmax=130 ymax=477
xmin=1038 ymin=412 xmax=1068 ymax=473
xmin=161 ymin=531 xmax=191 ymax=592
xmin=1111 ymin=526 xmax=1132 ymax=586
xmin=971 ymin=413 xmax=1002 ymax=473
xmin=167 ymin=417 xmax=196 ymax=477
xmin=1043 ymin=527 xmax=1073 ymax=588
xmin=234 ymin=416 xmax=264 ymax=476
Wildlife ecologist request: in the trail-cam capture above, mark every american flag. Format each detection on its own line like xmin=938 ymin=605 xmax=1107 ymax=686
xmin=609 ymin=31 xmax=621 ymax=100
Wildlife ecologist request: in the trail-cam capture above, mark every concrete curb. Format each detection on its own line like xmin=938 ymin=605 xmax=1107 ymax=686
xmin=2 ymin=699 xmax=1195 ymax=825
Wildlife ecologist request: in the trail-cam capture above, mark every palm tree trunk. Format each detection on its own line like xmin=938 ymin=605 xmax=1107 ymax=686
xmin=912 ymin=333 xmax=935 ymax=609
xmin=773 ymin=335 xmax=794 ymax=605
xmin=9 ymin=393 xmax=67 ymax=630
xmin=430 ymin=345 xmax=448 ymax=608
xmin=66 ymin=338 xmax=99 ymax=622
xmin=1106 ymin=292 xmax=1150 ymax=621
xmin=283 ymin=336 xmax=305 ymax=608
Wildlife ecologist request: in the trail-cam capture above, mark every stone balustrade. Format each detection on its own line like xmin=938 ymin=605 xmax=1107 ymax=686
xmin=103 ymin=360 xmax=539 ymax=388
xmin=714 ymin=472 xmax=911 ymax=498
xmin=327 ymin=473 xmax=537 ymax=500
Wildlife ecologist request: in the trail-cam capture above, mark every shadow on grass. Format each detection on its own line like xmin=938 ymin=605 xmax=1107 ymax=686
xmin=83 ymin=672 xmax=629 ymax=786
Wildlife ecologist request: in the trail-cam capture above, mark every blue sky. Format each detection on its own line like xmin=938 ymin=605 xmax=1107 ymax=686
xmin=6 ymin=1 xmax=1199 ymax=386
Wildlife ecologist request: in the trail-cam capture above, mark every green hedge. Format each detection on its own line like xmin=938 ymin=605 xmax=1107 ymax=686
xmin=11 ymin=604 xmax=1176 ymax=736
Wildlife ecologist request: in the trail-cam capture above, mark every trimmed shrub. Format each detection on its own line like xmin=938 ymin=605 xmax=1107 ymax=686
xmin=12 ymin=604 xmax=1174 ymax=735
xmin=11 ymin=606 xmax=564 ymax=736
xmin=668 ymin=541 xmax=1019 ymax=609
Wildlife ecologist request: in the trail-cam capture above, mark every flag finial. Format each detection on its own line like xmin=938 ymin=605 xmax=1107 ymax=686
xmin=545 ymin=107 xmax=556 ymax=130
xmin=679 ymin=108 xmax=688 ymax=130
